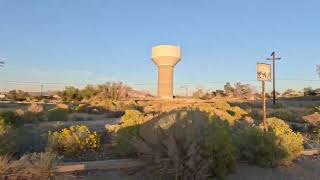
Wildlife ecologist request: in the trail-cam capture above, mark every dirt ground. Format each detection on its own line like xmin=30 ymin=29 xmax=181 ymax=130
xmin=78 ymin=156 xmax=320 ymax=180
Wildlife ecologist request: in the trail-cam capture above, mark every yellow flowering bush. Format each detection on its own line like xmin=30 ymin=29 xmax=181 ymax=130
xmin=193 ymin=101 xmax=247 ymax=125
xmin=47 ymin=125 xmax=99 ymax=155
xmin=265 ymin=117 xmax=304 ymax=166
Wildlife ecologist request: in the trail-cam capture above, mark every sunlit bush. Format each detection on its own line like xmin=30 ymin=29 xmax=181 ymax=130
xmin=120 ymin=109 xmax=144 ymax=127
xmin=47 ymin=125 xmax=100 ymax=155
xmin=47 ymin=108 xmax=69 ymax=121
xmin=266 ymin=117 xmax=304 ymax=165
xmin=194 ymin=101 xmax=247 ymax=125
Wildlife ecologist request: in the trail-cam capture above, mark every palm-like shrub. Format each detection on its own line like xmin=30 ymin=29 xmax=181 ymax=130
xmin=131 ymin=109 xmax=236 ymax=179
xmin=47 ymin=125 xmax=99 ymax=155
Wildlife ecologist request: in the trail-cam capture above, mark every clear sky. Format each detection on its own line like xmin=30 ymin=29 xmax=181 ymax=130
xmin=0 ymin=0 xmax=319 ymax=94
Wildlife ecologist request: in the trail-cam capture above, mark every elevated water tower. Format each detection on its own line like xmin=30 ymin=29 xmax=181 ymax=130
xmin=151 ymin=45 xmax=181 ymax=99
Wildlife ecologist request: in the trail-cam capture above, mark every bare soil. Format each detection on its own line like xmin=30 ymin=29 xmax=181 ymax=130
xmin=72 ymin=156 xmax=320 ymax=180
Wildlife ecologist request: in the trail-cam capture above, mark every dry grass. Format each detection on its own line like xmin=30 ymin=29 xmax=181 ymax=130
xmin=0 ymin=152 xmax=60 ymax=178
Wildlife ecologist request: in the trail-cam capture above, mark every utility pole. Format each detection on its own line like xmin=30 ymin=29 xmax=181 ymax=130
xmin=267 ymin=52 xmax=281 ymax=105
xmin=40 ymin=84 xmax=43 ymax=97
xmin=180 ymin=85 xmax=189 ymax=97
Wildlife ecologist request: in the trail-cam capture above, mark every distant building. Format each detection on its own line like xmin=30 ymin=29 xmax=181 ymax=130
xmin=282 ymin=89 xmax=303 ymax=98
xmin=0 ymin=94 xmax=5 ymax=99
xmin=314 ymin=88 xmax=320 ymax=96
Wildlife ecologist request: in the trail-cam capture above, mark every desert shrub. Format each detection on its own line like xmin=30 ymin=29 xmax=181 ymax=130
xmin=234 ymin=126 xmax=286 ymax=167
xmin=27 ymin=103 xmax=44 ymax=113
xmin=0 ymin=111 xmax=21 ymax=127
xmin=74 ymin=103 xmax=88 ymax=112
xmin=202 ymin=120 xmax=236 ymax=178
xmin=47 ymin=125 xmax=100 ymax=156
xmin=312 ymin=128 xmax=320 ymax=144
xmin=268 ymin=109 xmax=292 ymax=122
xmin=302 ymin=112 xmax=320 ymax=128
xmin=113 ymin=110 xmax=145 ymax=157
xmin=0 ymin=125 xmax=47 ymax=156
xmin=311 ymin=105 xmax=320 ymax=113
xmin=249 ymin=109 xmax=262 ymax=123
xmin=0 ymin=151 xmax=60 ymax=178
xmin=47 ymin=108 xmax=69 ymax=121
xmin=17 ymin=104 xmax=46 ymax=123
xmin=269 ymin=108 xmax=308 ymax=123
xmin=272 ymin=103 xmax=286 ymax=109
xmin=56 ymin=103 xmax=69 ymax=110
xmin=20 ymin=111 xmax=45 ymax=123
xmin=132 ymin=109 xmax=236 ymax=179
xmin=120 ymin=109 xmax=144 ymax=127
xmin=266 ymin=117 xmax=304 ymax=165
xmin=197 ymin=101 xmax=248 ymax=125
xmin=114 ymin=125 xmax=141 ymax=157
xmin=0 ymin=126 xmax=9 ymax=137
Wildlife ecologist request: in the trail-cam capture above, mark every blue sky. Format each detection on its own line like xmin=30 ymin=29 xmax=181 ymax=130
xmin=0 ymin=0 xmax=319 ymax=94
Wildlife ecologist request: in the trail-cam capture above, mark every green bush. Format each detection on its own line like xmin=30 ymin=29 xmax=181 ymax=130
xmin=20 ymin=111 xmax=45 ymax=123
xmin=18 ymin=103 xmax=45 ymax=123
xmin=266 ymin=117 xmax=304 ymax=165
xmin=202 ymin=120 xmax=236 ymax=178
xmin=0 ymin=121 xmax=11 ymax=136
xmin=47 ymin=108 xmax=69 ymax=121
xmin=113 ymin=110 xmax=144 ymax=157
xmin=0 ymin=126 xmax=47 ymax=156
xmin=311 ymin=105 xmax=320 ymax=113
xmin=312 ymin=128 xmax=320 ymax=144
xmin=234 ymin=126 xmax=286 ymax=167
xmin=114 ymin=125 xmax=141 ymax=157
xmin=0 ymin=111 xmax=21 ymax=127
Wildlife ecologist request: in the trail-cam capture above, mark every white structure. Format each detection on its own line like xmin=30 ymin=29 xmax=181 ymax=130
xmin=151 ymin=45 xmax=181 ymax=99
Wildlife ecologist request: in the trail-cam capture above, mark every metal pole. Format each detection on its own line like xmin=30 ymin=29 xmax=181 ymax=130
xmin=262 ymin=80 xmax=268 ymax=131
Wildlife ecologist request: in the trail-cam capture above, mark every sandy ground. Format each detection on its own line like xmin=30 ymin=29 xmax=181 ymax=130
xmin=226 ymin=158 xmax=320 ymax=180
xmin=77 ymin=156 xmax=320 ymax=180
